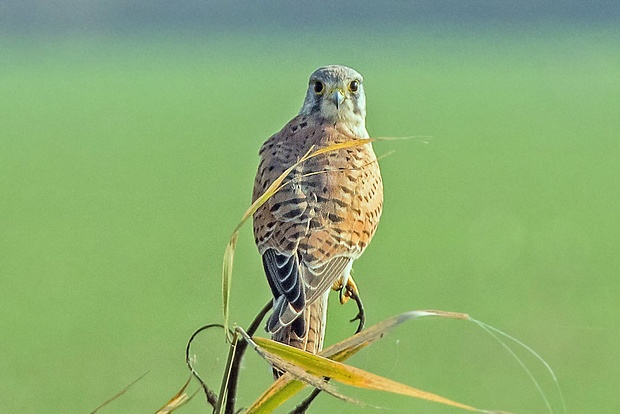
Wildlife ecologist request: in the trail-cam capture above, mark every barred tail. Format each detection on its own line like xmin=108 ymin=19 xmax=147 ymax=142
xmin=271 ymin=291 xmax=329 ymax=377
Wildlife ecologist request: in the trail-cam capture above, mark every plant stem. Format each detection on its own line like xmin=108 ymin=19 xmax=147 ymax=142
xmin=224 ymin=300 xmax=273 ymax=414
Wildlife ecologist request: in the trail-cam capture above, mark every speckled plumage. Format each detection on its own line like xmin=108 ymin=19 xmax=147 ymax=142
xmin=252 ymin=65 xmax=383 ymax=357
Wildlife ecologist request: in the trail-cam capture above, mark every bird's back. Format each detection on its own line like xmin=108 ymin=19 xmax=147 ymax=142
xmin=253 ymin=115 xmax=383 ymax=275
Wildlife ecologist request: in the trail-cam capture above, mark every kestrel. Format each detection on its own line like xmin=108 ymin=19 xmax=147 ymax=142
xmin=252 ymin=65 xmax=383 ymax=358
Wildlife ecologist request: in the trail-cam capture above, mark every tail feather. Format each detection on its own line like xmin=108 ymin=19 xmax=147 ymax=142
xmin=271 ymin=291 xmax=329 ymax=377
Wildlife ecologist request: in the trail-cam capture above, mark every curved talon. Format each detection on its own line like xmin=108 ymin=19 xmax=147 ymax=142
xmin=346 ymin=283 xmax=365 ymax=333
xmin=349 ymin=310 xmax=364 ymax=324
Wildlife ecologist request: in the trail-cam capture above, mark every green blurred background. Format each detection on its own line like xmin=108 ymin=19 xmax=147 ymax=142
xmin=1 ymin=2 xmax=619 ymax=413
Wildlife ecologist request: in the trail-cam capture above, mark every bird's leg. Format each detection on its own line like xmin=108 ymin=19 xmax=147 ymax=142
xmin=345 ymin=278 xmax=365 ymax=333
xmin=332 ymin=277 xmax=365 ymax=333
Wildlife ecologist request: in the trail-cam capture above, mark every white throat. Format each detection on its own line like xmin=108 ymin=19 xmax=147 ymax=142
xmin=317 ymin=100 xmax=368 ymax=138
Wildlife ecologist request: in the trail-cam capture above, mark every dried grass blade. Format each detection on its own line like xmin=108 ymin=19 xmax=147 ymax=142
xmin=252 ymin=337 xmax=495 ymax=413
xmin=236 ymin=327 xmax=360 ymax=412
xmin=90 ymin=371 xmax=149 ymax=414
xmin=155 ymin=375 xmax=196 ymax=414
xmin=245 ymin=310 xmax=495 ymax=414
xmin=470 ymin=317 xmax=566 ymax=414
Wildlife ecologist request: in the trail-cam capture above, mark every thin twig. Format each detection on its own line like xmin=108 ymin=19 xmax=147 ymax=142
xmin=216 ymin=332 xmax=238 ymax=414
xmin=185 ymin=324 xmax=225 ymax=409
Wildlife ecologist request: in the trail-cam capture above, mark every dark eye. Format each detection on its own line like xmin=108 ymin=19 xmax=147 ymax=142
xmin=348 ymin=80 xmax=359 ymax=92
xmin=313 ymin=81 xmax=324 ymax=95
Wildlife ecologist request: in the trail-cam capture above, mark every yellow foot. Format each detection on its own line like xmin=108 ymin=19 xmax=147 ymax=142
xmin=333 ymin=277 xmax=365 ymax=332
xmin=336 ymin=277 xmax=359 ymax=305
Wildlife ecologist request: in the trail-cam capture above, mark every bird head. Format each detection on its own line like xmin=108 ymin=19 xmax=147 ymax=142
xmin=299 ymin=65 xmax=367 ymax=132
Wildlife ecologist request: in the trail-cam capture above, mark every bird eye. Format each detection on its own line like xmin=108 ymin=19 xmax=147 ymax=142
xmin=313 ymin=81 xmax=324 ymax=95
xmin=348 ymin=80 xmax=359 ymax=92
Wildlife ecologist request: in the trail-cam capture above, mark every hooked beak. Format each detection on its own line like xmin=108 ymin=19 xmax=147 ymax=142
xmin=331 ymin=89 xmax=345 ymax=110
